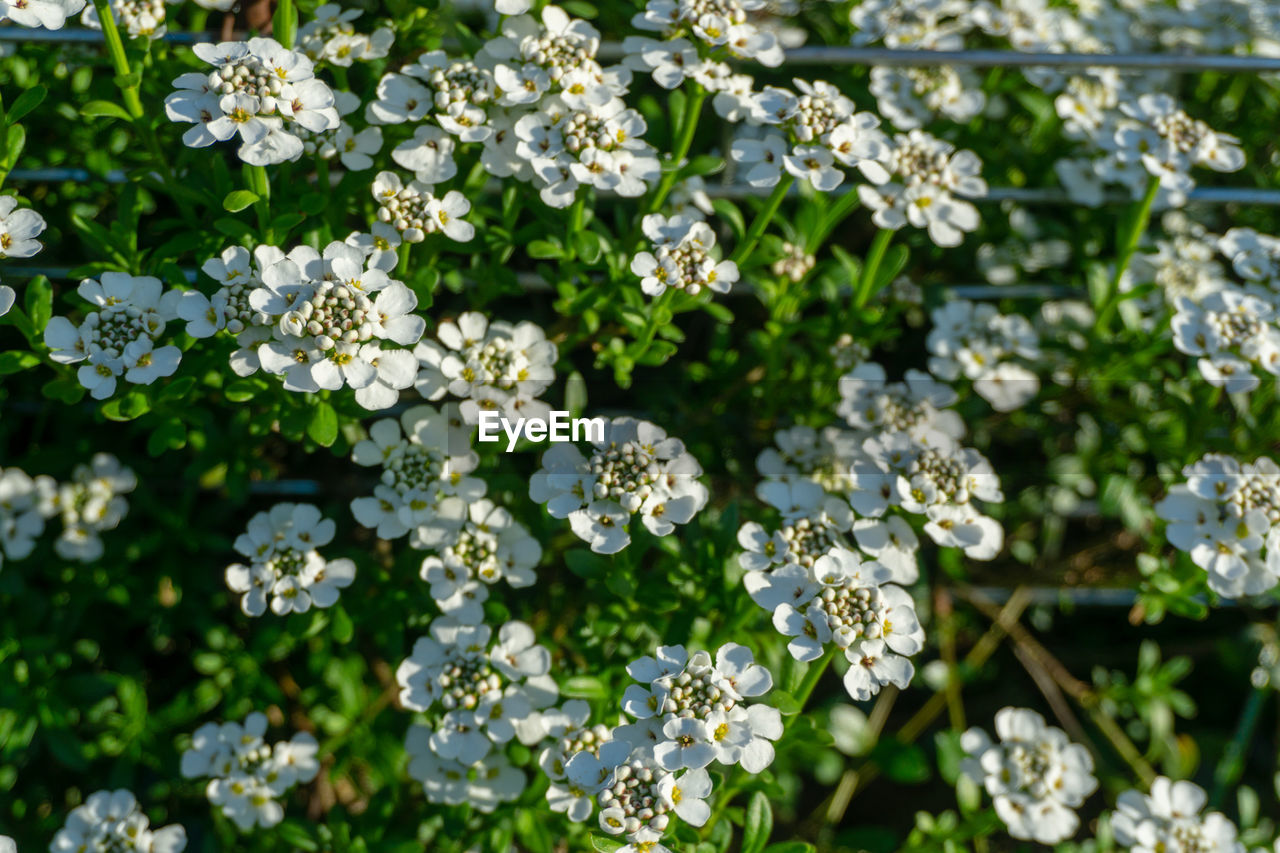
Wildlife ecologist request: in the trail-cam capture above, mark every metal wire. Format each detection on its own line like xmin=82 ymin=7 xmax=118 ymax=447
xmin=6 ymin=27 xmax=1280 ymax=73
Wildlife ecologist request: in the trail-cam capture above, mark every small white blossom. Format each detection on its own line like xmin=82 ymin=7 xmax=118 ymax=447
xmin=51 ymin=790 xmax=187 ymax=853
xmin=225 ymin=502 xmax=356 ymax=617
xmin=961 ymin=707 xmax=1098 ymax=844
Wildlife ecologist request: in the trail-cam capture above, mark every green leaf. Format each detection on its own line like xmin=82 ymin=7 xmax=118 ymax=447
xmin=589 ymin=835 xmax=625 ymax=853
xmin=275 ymin=820 xmax=318 ymax=851
xmin=24 ymin=275 xmax=52 ymax=333
xmin=79 ymin=100 xmax=133 ymax=122
xmin=307 ymin=401 xmax=339 ymax=447
xmin=101 ymin=391 xmax=151 ymax=422
xmin=223 ymin=189 xmax=260 ymax=213
xmin=146 ymin=418 xmax=188 ymax=457
xmin=573 ymin=230 xmax=603 ymax=263
xmin=711 ymin=199 xmax=745 ymax=240
xmin=43 ymin=378 xmax=85 ymax=404
xmin=561 ymin=676 xmax=610 ymax=700
xmin=564 ymin=370 xmax=588 ymax=417
xmin=763 ymin=843 xmax=816 ymax=853
xmin=528 ymin=239 xmax=563 ymax=259
xmin=8 ymin=85 xmax=47 ymax=125
xmin=224 ymin=379 xmax=260 ymax=403
xmin=565 ymin=549 xmax=608 ymax=579
xmin=330 ymin=605 xmax=354 ymax=644
xmin=741 ymin=792 xmax=773 ymax=853
xmin=0 ymin=350 xmax=40 ymax=374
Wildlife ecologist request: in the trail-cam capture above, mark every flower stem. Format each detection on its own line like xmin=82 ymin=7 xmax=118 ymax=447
xmin=247 ymin=165 xmax=272 ymax=242
xmin=730 ymin=176 xmax=794 ymax=266
xmin=93 ymin=0 xmax=143 ymax=118
xmin=1095 ymin=174 xmax=1160 ymax=334
xmin=643 ymin=83 xmax=707 ymax=217
xmin=854 ymin=228 xmax=893 ymax=309
xmin=273 ymin=0 xmax=297 ymax=48
xmin=94 ymin=0 xmax=197 ymax=222
xmin=792 ymin=646 xmax=837 ymax=712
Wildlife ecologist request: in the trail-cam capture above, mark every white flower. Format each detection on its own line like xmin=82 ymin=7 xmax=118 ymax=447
xmin=0 ymin=196 xmax=47 ymax=259
xmin=1155 ymin=455 xmax=1280 ymax=597
xmin=51 ymin=789 xmax=186 ymax=853
xmin=657 ymin=768 xmax=712 ymax=826
xmin=529 ymin=417 xmax=708 ymax=554
xmin=166 ymin=37 xmax=339 ymax=165
xmin=0 ymin=0 xmax=85 ymax=28
xmin=44 ymin=273 xmax=184 ymax=400
xmin=857 ymin=130 xmax=985 ymax=247
xmin=961 ymin=707 xmax=1098 ymax=844
xmin=297 ymin=3 xmax=393 ymax=67
xmin=1113 ymin=777 xmax=1243 ymax=853
xmin=392 ymin=125 xmax=458 ymax=184
xmin=349 ymin=404 xmax=481 ymax=545
xmin=225 ymin=503 xmax=355 ymax=617
xmin=415 ymin=312 xmax=558 ymax=425
xmin=926 ymin=300 xmax=1043 ymax=412
xmin=372 ymin=171 xmax=476 ymax=243
xmin=1116 ymin=94 xmax=1245 ymax=192
xmin=181 ymin=713 xmax=318 ymax=831
xmin=631 ymin=215 xmax=738 ymax=298
xmin=81 ymin=0 xmax=168 ymax=39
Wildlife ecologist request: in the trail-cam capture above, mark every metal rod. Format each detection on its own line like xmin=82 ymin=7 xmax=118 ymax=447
xmin=10 ymin=166 xmax=1280 ymax=208
xmin=6 ymin=28 xmax=1280 ymax=73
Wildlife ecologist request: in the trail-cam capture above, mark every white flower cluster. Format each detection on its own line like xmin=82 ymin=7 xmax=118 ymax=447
xmin=622 ymin=0 xmax=785 ymax=92
xmin=349 ymin=404 xmax=482 ymax=548
xmin=1113 ymin=777 xmax=1244 ymax=853
xmin=50 ymin=789 xmax=186 ymax=853
xmin=530 ymin=417 xmax=709 ymax=554
xmin=730 ymin=79 xmax=888 ymax=193
xmin=538 ymin=699 xmax=613 ymax=823
xmin=750 ymin=541 xmax=923 ymax=700
xmin=926 ymin=300 xmax=1043 ymax=412
xmin=398 ymin=618 xmax=558 ymax=811
xmin=560 ymin=643 xmax=780 ymax=847
xmin=186 ymin=239 xmax=424 ymax=407
xmin=0 ymin=195 xmax=48 ymax=317
xmin=44 ymin=274 xmax=184 ymax=400
xmin=224 ymin=502 xmax=356 ymax=617
xmin=46 ymin=453 xmax=137 ymax=562
xmin=293 ymin=91 xmax=383 ymax=171
xmin=297 ymin=3 xmax=393 ymax=67
xmin=367 ymin=6 xmax=661 ymax=209
xmin=855 ymin=130 xmax=987 ymax=247
xmin=371 ymin=171 xmax=475 ymax=243
xmin=1155 ymin=454 xmax=1280 ymax=598
xmin=180 ymin=712 xmax=319 ymax=831
xmin=869 ymin=65 xmax=986 ymax=130
xmin=1053 ymin=78 xmax=1245 ymax=208
xmin=790 ymin=363 xmax=1002 ymax=559
xmin=165 ymin=37 xmax=340 ymax=166
xmin=960 ymin=707 xmax=1098 ymax=844
xmin=0 ymin=0 xmax=83 ymax=28
xmin=0 ymin=465 xmax=51 ymax=571
xmin=414 ymin=312 xmax=558 ymax=425
xmin=420 ymin=498 xmax=542 ymax=623
xmin=81 ymin=0 xmax=169 ymax=40
xmin=631 ymin=213 xmax=739 ymax=299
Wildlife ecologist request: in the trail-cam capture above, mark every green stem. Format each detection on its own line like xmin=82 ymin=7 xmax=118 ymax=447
xmin=730 ymin=176 xmax=794 ymax=266
xmin=809 ymin=188 xmax=862 ymax=253
xmin=1096 ymin=175 xmax=1160 ymax=334
xmin=94 ymin=0 xmax=197 ymax=222
xmin=273 ymin=0 xmax=296 ymax=48
xmin=792 ymin=646 xmax=837 ymax=711
xmin=854 ymin=228 xmax=893 ymax=309
xmin=93 ymin=0 xmax=144 ymax=118
xmin=643 ymin=84 xmax=707 ymax=217
xmin=1210 ymin=686 xmax=1267 ymax=807
xmin=247 ymin=165 xmax=272 ymax=242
